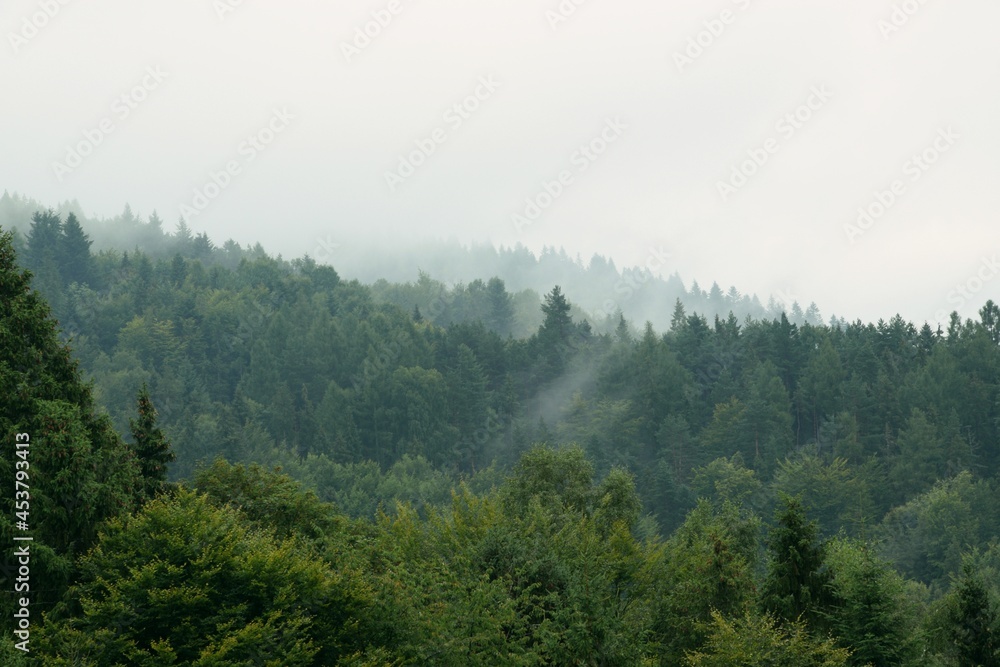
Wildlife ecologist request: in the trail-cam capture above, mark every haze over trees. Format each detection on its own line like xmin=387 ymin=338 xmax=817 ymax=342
xmin=1 ymin=203 xmax=999 ymax=664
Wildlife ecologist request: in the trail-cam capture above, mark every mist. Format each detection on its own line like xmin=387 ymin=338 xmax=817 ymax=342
xmin=3 ymin=0 xmax=999 ymax=326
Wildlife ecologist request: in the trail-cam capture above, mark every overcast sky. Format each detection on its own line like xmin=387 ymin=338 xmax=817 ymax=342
xmin=2 ymin=0 xmax=998 ymax=325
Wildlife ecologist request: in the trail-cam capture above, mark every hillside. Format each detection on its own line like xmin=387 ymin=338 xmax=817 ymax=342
xmin=1 ymin=207 xmax=999 ymax=664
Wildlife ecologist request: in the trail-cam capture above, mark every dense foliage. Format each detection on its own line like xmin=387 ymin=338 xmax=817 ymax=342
xmin=1 ymin=205 xmax=999 ymax=664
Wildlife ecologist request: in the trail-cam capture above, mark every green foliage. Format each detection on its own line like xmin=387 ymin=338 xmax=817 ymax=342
xmin=824 ymin=537 xmax=925 ymax=666
xmin=129 ymin=383 xmax=175 ymax=499
xmin=686 ymin=611 xmax=852 ymax=667
xmin=761 ymin=496 xmax=834 ymax=630
xmin=652 ymin=500 xmax=761 ymax=665
xmin=949 ymin=560 xmax=1000 ymax=666
xmin=502 ymin=444 xmax=596 ymax=516
xmin=692 ymin=454 xmax=763 ymax=509
xmin=193 ymin=459 xmax=343 ymax=542
xmin=6 ymin=203 xmax=1000 ymax=664
xmin=771 ymin=451 xmax=877 ymax=537
xmin=0 ymin=229 xmax=143 ymax=618
xmin=35 ymin=490 xmax=378 ymax=665
xmin=879 ymin=471 xmax=994 ymax=589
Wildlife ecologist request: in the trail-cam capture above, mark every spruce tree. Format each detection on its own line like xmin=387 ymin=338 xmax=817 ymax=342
xmin=950 ymin=562 xmax=1000 ymax=667
xmin=58 ymin=212 xmax=94 ymax=286
xmin=537 ymin=285 xmax=574 ymax=378
xmin=128 ymin=384 xmax=175 ymax=499
xmin=0 ymin=229 xmax=142 ymax=618
xmin=762 ymin=495 xmax=833 ymax=631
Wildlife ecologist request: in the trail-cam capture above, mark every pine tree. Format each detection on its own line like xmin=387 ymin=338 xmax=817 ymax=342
xmin=129 ymin=384 xmax=175 ymax=499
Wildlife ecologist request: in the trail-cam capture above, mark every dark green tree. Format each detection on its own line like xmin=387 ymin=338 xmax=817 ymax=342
xmin=58 ymin=213 xmax=94 ymax=286
xmin=949 ymin=561 xmax=1000 ymax=666
xmin=537 ymin=285 xmax=575 ymax=377
xmin=36 ymin=490 xmax=380 ymax=665
xmin=824 ymin=538 xmax=923 ymax=666
xmin=762 ymin=496 xmax=834 ymax=630
xmin=485 ymin=276 xmax=514 ymax=336
xmin=0 ymin=229 xmax=142 ymax=619
xmin=128 ymin=384 xmax=175 ymax=500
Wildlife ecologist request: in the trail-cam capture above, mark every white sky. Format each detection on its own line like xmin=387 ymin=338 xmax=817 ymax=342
xmin=2 ymin=0 xmax=998 ymax=325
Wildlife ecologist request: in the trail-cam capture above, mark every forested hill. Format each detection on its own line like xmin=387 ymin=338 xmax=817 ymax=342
xmin=1 ymin=207 xmax=1000 ymax=664
xmin=0 ymin=191 xmax=829 ymax=333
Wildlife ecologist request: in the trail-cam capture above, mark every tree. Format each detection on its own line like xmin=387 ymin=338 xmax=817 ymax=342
xmin=771 ymin=451 xmax=876 ymax=538
xmin=58 ymin=212 xmax=94 ymax=286
xmin=686 ymin=611 xmax=851 ymax=667
xmin=128 ymin=384 xmax=175 ymax=499
xmin=888 ymin=408 xmax=971 ymax=503
xmin=36 ymin=490 xmax=380 ymax=665
xmin=824 ymin=537 xmax=924 ymax=666
xmin=174 ymin=217 xmax=193 ymax=253
xmin=447 ymin=344 xmax=490 ymax=471
xmin=691 ymin=454 xmax=763 ymax=509
xmin=949 ymin=560 xmax=1000 ymax=667
xmin=23 ymin=210 xmax=62 ymax=271
xmin=533 ymin=285 xmax=577 ymax=380
xmin=670 ymin=298 xmax=687 ymax=333
xmin=981 ymin=300 xmax=1000 ymax=346
xmin=485 ymin=276 xmax=514 ymax=336
xmin=761 ymin=496 xmax=834 ymax=631
xmin=742 ymin=361 xmax=795 ymax=470
xmin=193 ymin=459 xmax=345 ymax=543
xmin=23 ymin=210 xmax=64 ymax=308
xmin=652 ymin=500 xmax=761 ymax=664
xmin=502 ymin=444 xmax=595 ymax=516
xmin=879 ymin=471 xmax=988 ymax=587
xmin=0 ymin=230 xmax=142 ymax=618
xmin=633 ymin=323 xmax=691 ymax=444
xmin=796 ymin=337 xmax=844 ymax=442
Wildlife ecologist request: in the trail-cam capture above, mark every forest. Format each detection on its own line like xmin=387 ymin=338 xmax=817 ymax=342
xmin=1 ymin=200 xmax=999 ymax=665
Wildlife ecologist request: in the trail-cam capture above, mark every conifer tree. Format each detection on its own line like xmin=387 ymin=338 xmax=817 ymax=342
xmin=129 ymin=384 xmax=175 ymax=499
xmin=0 ymin=229 xmax=142 ymax=618
xmin=58 ymin=212 xmax=94 ymax=286
xmin=762 ymin=496 xmax=833 ymax=631
xmin=950 ymin=561 xmax=1000 ymax=667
